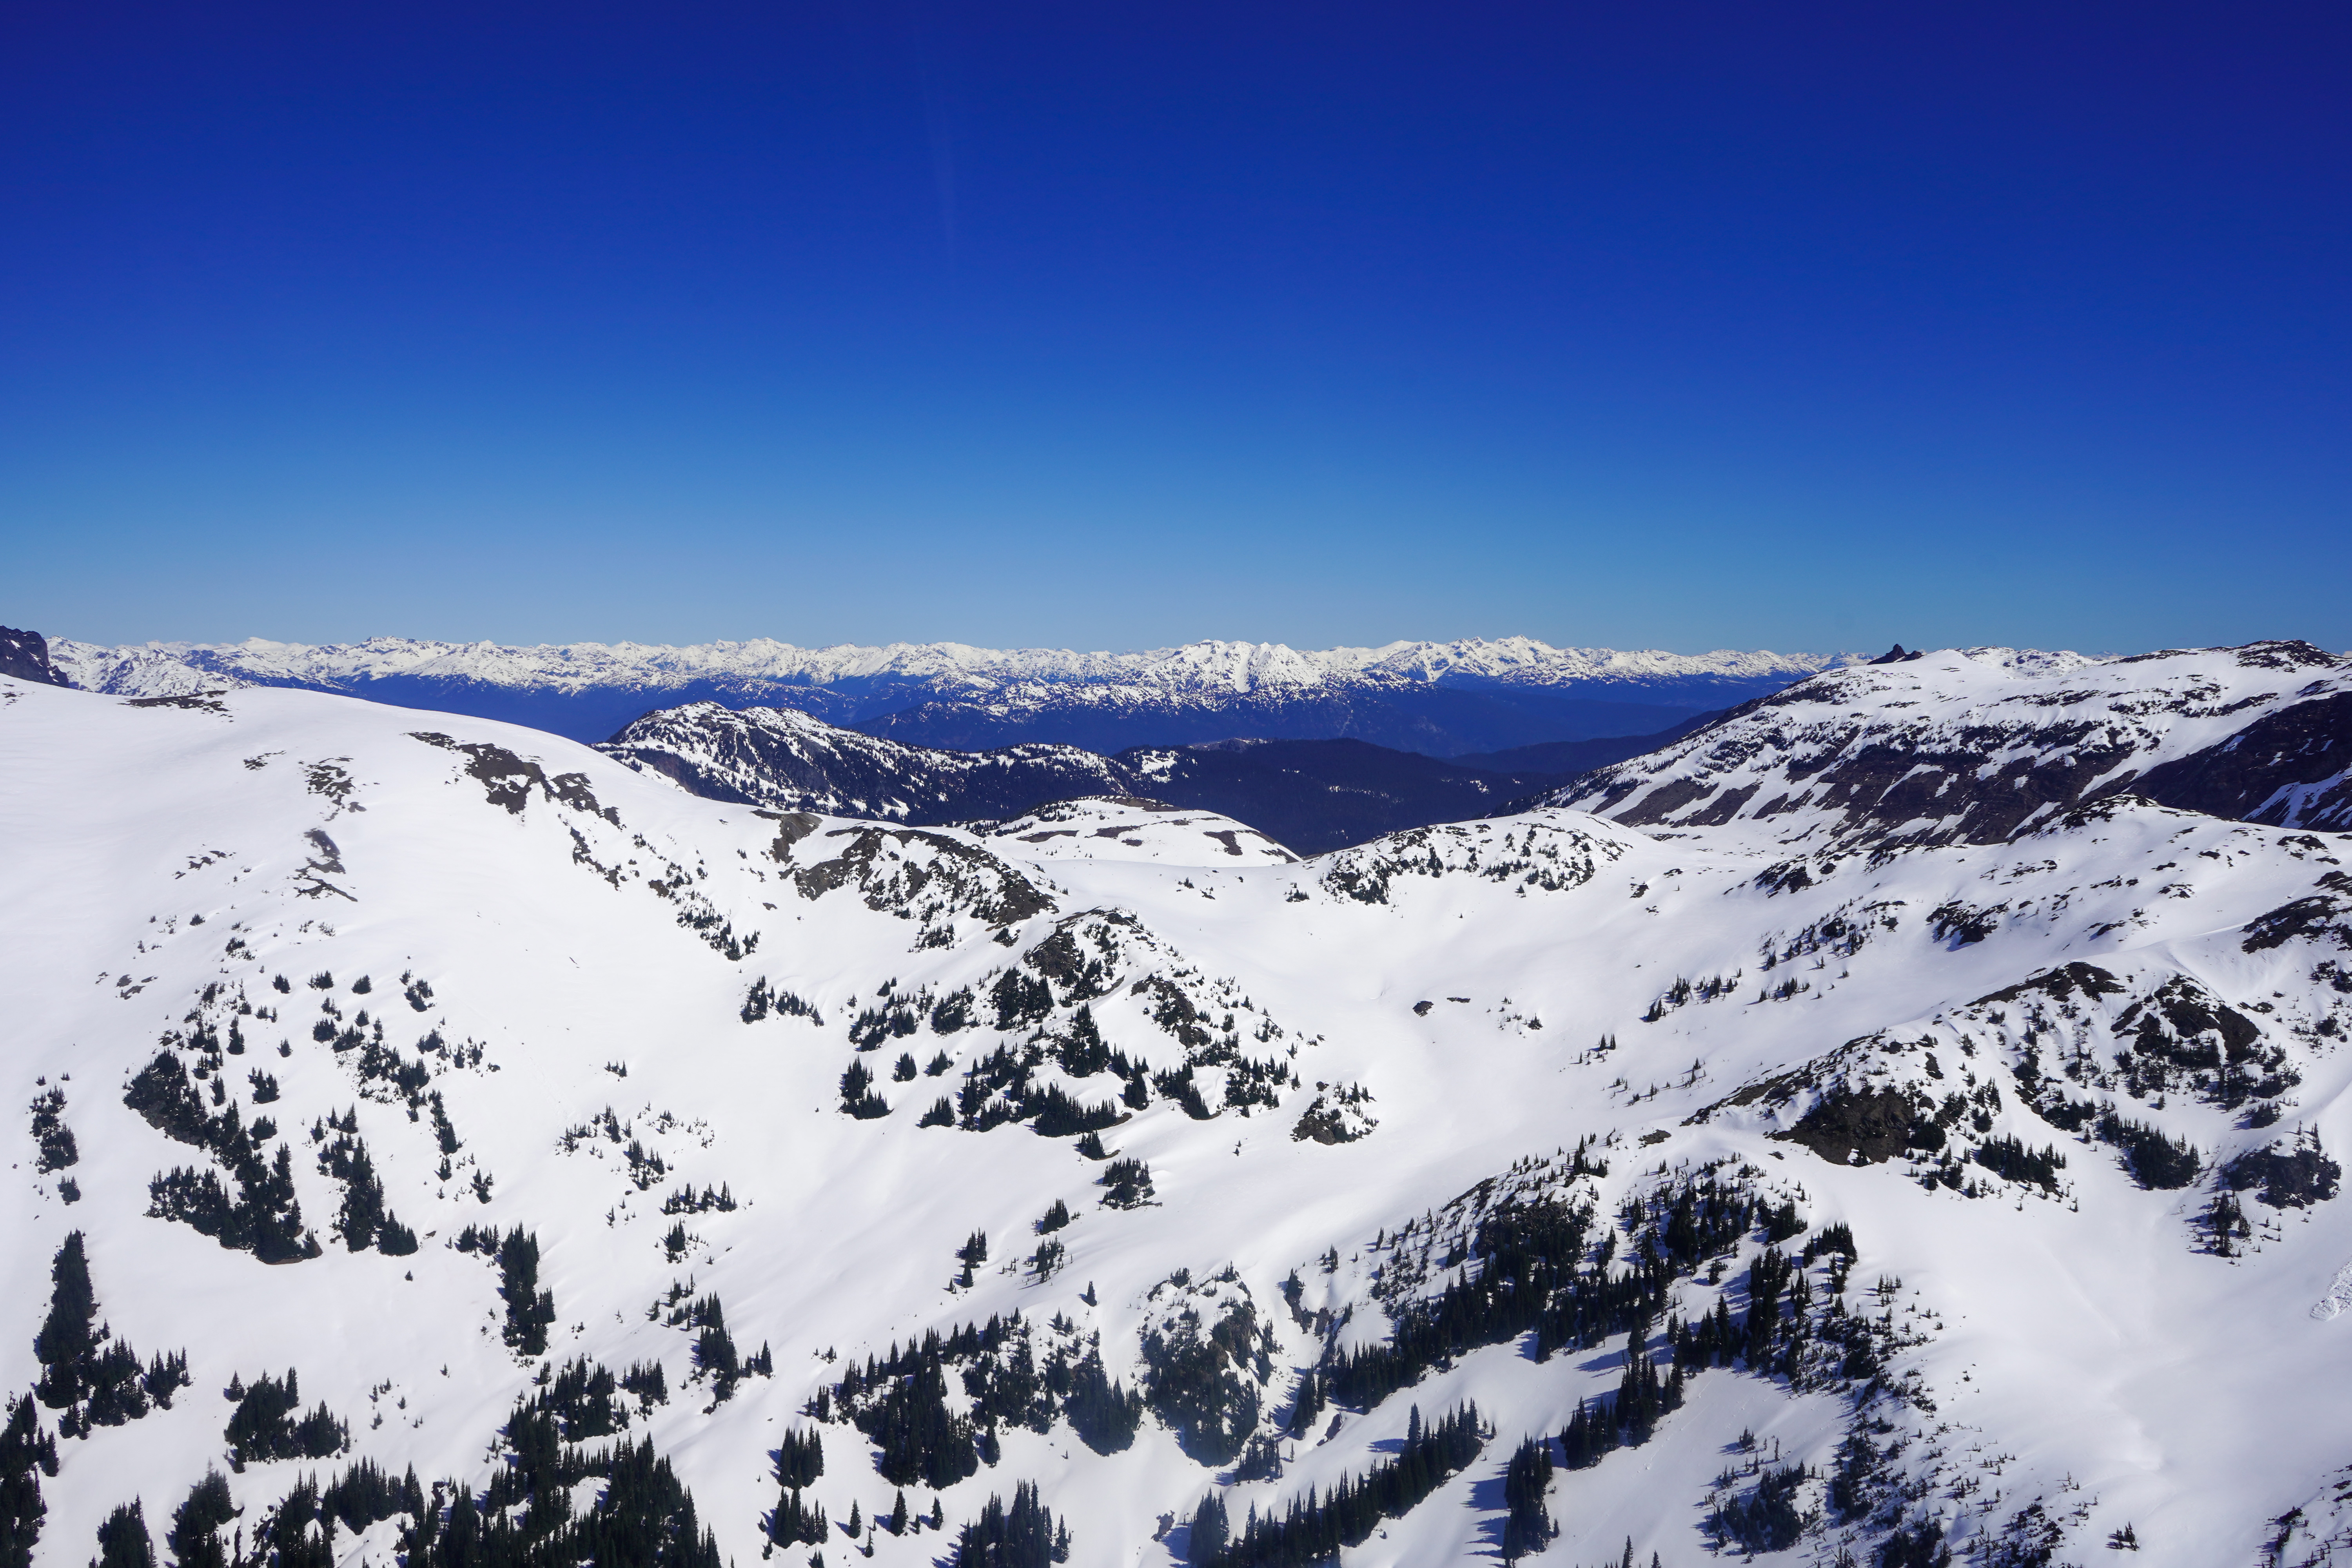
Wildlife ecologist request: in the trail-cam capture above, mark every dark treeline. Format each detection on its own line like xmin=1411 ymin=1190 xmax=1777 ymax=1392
xmin=1312 ymin=1166 xmax=1753 ymax=1417
xmin=140 ymin=1359 xmax=719 ymax=1568
xmin=952 ymin=1481 xmax=1070 ymax=1568
xmin=826 ymin=1313 xmax=1145 ymax=1497
xmin=1206 ymin=1402 xmax=1484 ymax=1567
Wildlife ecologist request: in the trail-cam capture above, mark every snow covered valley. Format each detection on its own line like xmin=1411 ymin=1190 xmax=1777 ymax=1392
xmin=4 ymin=644 xmax=2351 ymax=1568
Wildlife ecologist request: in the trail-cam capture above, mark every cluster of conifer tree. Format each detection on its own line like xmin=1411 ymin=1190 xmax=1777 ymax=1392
xmin=136 ymin=1357 xmax=707 ymax=1564
xmin=90 ymin=1499 xmax=151 ymax=1568
xmin=845 ymin=1341 xmax=983 ymax=1490
xmin=1057 ymin=1343 xmax=1145 ymax=1454
xmin=494 ymin=1230 xmax=557 ymax=1356
xmin=27 ymin=1087 xmax=76 ymax=1175
xmin=739 ymin=976 xmax=818 ymax=1025
xmin=768 ymin=1426 xmax=828 ymax=1546
xmin=2225 ymin=1126 xmax=2341 ymax=1210
xmin=2096 ymin=1112 xmax=2201 ymax=1189
xmin=662 ymin=1293 xmax=768 ymax=1400
xmin=312 ymin=1125 xmax=418 ymax=1254
xmin=1139 ymin=1289 xmax=1267 ymax=1465
xmin=826 ymin=1312 xmax=1146 ymax=1490
xmin=1703 ymin=1461 xmax=1813 ymax=1554
xmin=1553 ymin=1325 xmax=1692 ymax=1473
xmin=1152 ymin=1065 xmax=1216 ymax=1120
xmin=33 ymin=1234 xmax=187 ymax=1438
xmin=128 ymin=1049 xmax=314 ymax=1262
xmin=1099 ymin=1158 xmax=1154 ymax=1209
xmin=437 ymin=1385 xmax=723 ymax=1568
xmin=1968 ymin=1134 xmax=2069 ymax=1193
xmin=1203 ymin=1402 xmax=1485 ymax=1566
xmin=109 ymin=1456 xmax=419 ymax=1567
xmin=658 ymin=1182 xmax=737 ymax=1214
xmin=1316 ymin=1170 xmax=1775 ymax=1416
xmin=223 ymin=1370 xmax=348 ymax=1466
xmin=1499 ymin=1434 xmax=1557 ymax=1562
xmin=0 ymin=1395 xmax=58 ymax=1568
xmin=348 ymin=1036 xmax=434 ymax=1103
xmin=839 ymin=1058 xmax=891 ymax=1118
xmin=991 ymin=971 xmax=1056 ymax=1032
xmin=951 ymin=1481 xmax=1070 ymax=1567
xmin=1026 ymin=1084 xmax=1125 ymax=1138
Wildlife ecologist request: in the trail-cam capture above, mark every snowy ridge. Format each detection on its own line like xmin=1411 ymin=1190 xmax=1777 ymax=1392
xmin=598 ymin=701 xmax=1132 ymax=824
xmin=45 ymin=636 xmax=1857 ymax=753
xmin=2 ymin=671 xmax=2351 ymax=1567
xmin=49 ymin=636 xmax=1849 ymax=702
xmin=1546 ymin=639 xmax=2352 ymax=850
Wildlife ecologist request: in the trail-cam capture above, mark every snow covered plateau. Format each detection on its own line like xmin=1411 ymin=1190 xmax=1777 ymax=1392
xmin=5 ymin=640 xmax=2352 ymax=1568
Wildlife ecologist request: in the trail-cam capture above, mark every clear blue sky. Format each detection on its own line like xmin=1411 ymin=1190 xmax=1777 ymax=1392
xmin=3 ymin=2 xmax=2345 ymax=655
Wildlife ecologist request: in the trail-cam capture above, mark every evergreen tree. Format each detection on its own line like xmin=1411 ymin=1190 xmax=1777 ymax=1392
xmin=33 ymin=1234 xmax=99 ymax=1410
xmin=889 ymin=1492 xmax=909 ymax=1536
xmin=840 ymin=1061 xmax=891 ymax=1119
xmin=497 ymin=1232 xmax=557 ymax=1356
xmin=29 ymin=1090 xmax=78 ymax=1175
xmin=436 ymin=1484 xmax=481 ymax=1568
xmin=1185 ymin=1493 xmax=1227 ymax=1564
xmin=855 ymin=1350 xmax=977 ymax=1490
xmin=1499 ymin=1436 xmax=1556 ymax=1562
xmin=223 ymin=1369 xmax=350 ymax=1465
xmin=92 ymin=1498 xmax=154 ymax=1568
xmin=165 ymin=1472 xmax=236 ymax=1568
xmin=0 ymin=1397 xmax=56 ymax=1568
xmin=775 ymin=1428 xmax=825 ymax=1489
xmin=262 ymin=1479 xmax=334 ymax=1568
xmin=951 ymin=1482 xmax=1067 ymax=1568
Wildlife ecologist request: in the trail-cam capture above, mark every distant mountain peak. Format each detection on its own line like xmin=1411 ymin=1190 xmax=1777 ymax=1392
xmin=47 ymin=633 xmax=1860 ymax=751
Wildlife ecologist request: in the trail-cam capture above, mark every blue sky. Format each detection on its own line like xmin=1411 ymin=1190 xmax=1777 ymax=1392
xmin=3 ymin=2 xmax=2345 ymax=655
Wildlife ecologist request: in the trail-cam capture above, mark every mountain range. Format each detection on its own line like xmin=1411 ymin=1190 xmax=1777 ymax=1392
xmin=45 ymin=635 xmax=1850 ymax=754
xmin=2 ymin=636 xmax=2350 ymax=1568
xmin=595 ymin=702 xmax=1652 ymax=856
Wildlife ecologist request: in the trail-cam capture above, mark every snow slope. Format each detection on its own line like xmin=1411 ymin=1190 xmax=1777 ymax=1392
xmin=3 ymin=660 xmax=2350 ymax=1568
xmin=1546 ymin=639 xmax=2352 ymax=851
xmin=46 ymin=637 xmax=1853 ymax=752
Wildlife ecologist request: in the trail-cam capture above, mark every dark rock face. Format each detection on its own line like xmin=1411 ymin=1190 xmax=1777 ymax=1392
xmin=1782 ymin=1087 xmax=1920 ymax=1166
xmin=2132 ymin=691 xmax=2352 ymax=831
xmin=0 ymin=627 xmax=71 ymax=687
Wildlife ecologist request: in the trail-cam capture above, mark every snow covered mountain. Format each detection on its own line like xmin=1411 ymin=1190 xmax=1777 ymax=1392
xmin=46 ymin=636 xmax=1850 ymax=753
xmin=597 ymin=703 xmax=1134 ymax=827
xmin=596 ymin=703 xmax=1584 ymax=855
xmin=1545 ymin=639 xmax=2352 ymax=850
xmin=4 ymin=646 xmax=2351 ymax=1568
